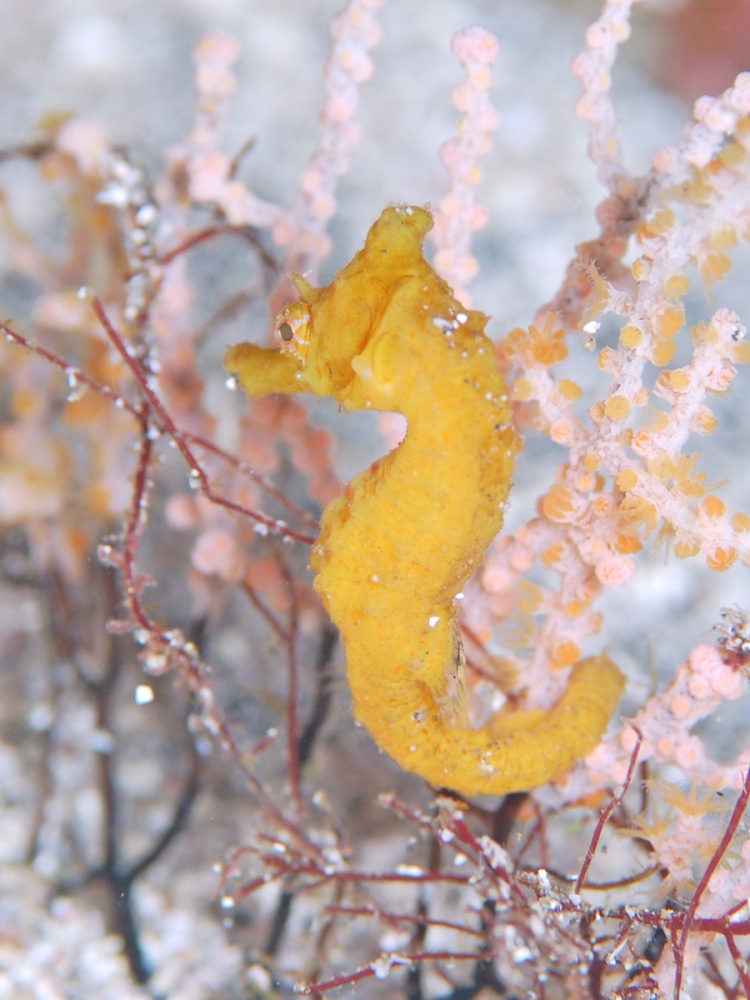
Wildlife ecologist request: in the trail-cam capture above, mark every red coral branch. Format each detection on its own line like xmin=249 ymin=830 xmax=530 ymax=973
xmin=575 ymin=726 xmax=643 ymax=893
xmin=674 ymin=767 xmax=750 ymax=999
xmin=88 ymin=294 xmax=315 ymax=544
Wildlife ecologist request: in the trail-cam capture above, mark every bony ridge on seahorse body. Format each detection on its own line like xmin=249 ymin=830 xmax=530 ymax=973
xmin=225 ymin=205 xmax=624 ymax=798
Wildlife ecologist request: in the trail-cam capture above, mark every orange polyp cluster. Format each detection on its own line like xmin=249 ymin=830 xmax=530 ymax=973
xmin=603 ymin=394 xmax=632 ymax=421
xmin=700 ymin=494 xmax=728 ymax=519
xmin=541 ymin=483 xmax=580 ymax=524
xmin=706 ymin=547 xmax=738 ymax=572
xmin=700 ymin=251 xmax=733 ymax=286
xmin=665 ymin=368 xmax=692 ymax=393
xmin=619 ymin=323 xmax=644 ymax=349
xmin=616 ymin=467 xmax=639 ymax=492
xmin=619 ymin=495 xmax=659 ymax=537
xmin=504 ymin=315 xmax=568 ymax=368
xmin=651 ymin=340 xmax=677 ymax=366
xmin=654 ymin=304 xmax=685 ymax=340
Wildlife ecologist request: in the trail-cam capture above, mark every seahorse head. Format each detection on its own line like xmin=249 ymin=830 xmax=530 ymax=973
xmin=272 ymin=206 xmax=439 ymax=410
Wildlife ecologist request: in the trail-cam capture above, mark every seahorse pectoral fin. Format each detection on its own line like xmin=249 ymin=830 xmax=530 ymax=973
xmin=414 ymin=613 xmax=469 ymax=726
xmin=433 ymin=625 xmax=469 ymax=725
xmin=224 ymin=342 xmax=305 ymax=397
xmin=342 ymin=326 xmax=401 ymax=411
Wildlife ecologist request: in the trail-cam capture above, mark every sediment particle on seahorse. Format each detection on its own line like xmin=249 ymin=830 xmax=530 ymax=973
xmin=226 ymin=205 xmax=624 ymax=797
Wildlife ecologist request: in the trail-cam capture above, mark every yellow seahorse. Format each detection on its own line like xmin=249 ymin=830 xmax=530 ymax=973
xmin=225 ymin=205 xmax=624 ymax=797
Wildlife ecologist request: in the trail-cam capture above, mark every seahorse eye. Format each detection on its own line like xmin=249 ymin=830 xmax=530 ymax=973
xmin=274 ymin=303 xmax=312 ymax=361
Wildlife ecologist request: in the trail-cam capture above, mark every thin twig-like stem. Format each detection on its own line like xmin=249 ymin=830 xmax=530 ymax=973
xmin=575 ymin=726 xmax=642 ymax=894
xmin=674 ymin=768 xmax=750 ymax=999
xmin=296 ymin=951 xmax=485 ymax=995
xmin=89 ymin=296 xmax=314 ymax=544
